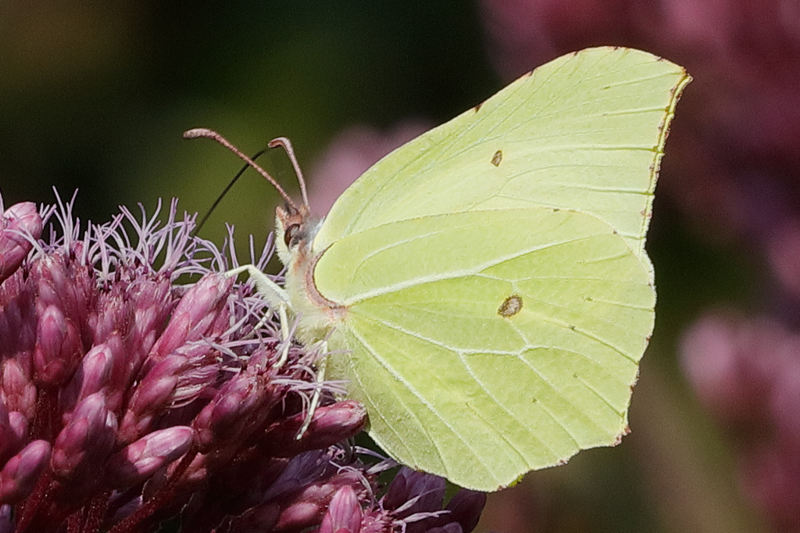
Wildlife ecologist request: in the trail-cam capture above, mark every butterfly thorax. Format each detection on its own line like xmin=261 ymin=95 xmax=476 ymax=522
xmin=275 ymin=205 xmax=345 ymax=346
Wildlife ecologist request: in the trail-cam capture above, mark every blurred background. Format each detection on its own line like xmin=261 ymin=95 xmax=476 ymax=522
xmin=2 ymin=2 xmax=799 ymax=531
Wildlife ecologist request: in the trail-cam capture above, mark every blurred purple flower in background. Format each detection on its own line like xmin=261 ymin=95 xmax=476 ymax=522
xmin=0 ymin=194 xmax=485 ymax=532
xmin=308 ymin=122 xmax=430 ymax=216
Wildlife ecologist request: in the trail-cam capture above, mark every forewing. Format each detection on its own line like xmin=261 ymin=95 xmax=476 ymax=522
xmin=315 ymin=208 xmax=655 ymax=490
xmin=314 ymin=47 xmax=690 ymax=269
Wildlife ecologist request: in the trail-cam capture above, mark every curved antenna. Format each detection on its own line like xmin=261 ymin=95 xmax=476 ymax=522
xmin=192 ymin=148 xmax=267 ymax=236
xmin=183 ymin=128 xmax=299 ymax=212
xmin=268 ymin=137 xmax=310 ymax=212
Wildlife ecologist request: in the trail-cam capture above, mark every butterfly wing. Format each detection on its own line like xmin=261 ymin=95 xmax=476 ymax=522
xmin=314 ymin=47 xmax=690 ymax=273
xmin=315 ymin=208 xmax=654 ymax=490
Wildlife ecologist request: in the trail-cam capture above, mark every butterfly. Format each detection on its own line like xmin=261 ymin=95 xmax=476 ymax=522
xmin=186 ymin=46 xmax=690 ymax=491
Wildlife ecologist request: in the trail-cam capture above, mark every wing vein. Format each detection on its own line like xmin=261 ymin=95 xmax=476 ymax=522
xmin=359 ymin=312 xmax=616 ymax=445
xmin=343 ymin=233 xmax=603 ymax=305
xmin=348 ymin=324 xmax=501 ymax=484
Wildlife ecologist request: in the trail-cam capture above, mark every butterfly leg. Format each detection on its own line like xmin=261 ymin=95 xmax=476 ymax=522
xmin=227 ymin=264 xmax=293 ymax=369
xmin=274 ymin=302 xmax=292 ymax=369
xmin=226 ymin=264 xmax=323 ymax=438
xmin=296 ymin=341 xmax=327 ymax=440
xmin=226 ymin=264 xmax=290 ymax=310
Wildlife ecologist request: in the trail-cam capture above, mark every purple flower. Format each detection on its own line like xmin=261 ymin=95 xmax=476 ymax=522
xmin=0 ymin=194 xmax=486 ymax=532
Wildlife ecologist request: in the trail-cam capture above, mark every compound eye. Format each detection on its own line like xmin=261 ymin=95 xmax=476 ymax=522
xmin=283 ymin=223 xmax=301 ymax=248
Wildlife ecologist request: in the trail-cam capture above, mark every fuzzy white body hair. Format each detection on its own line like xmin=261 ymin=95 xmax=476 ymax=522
xmin=275 ymin=212 xmax=342 ymax=346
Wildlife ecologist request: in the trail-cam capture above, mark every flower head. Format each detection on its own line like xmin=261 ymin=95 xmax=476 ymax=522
xmin=0 ymin=193 xmax=486 ymax=532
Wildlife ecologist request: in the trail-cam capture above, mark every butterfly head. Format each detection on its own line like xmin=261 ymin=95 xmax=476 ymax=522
xmin=275 ymin=203 xmax=320 ymax=268
xmin=275 ymin=202 xmax=339 ymax=344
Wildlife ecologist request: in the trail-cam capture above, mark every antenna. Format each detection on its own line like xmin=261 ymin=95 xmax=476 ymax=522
xmin=183 ymin=128 xmax=299 ymax=212
xmin=192 ymin=148 xmax=267 ymax=236
xmin=268 ymin=137 xmax=310 ymax=212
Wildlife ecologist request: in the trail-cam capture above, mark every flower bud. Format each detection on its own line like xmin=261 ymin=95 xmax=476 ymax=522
xmin=0 ymin=202 xmax=42 ymax=283
xmin=0 ymin=440 xmax=51 ymax=504
xmin=61 ymin=342 xmax=116 ymax=417
xmin=319 ymin=486 xmax=362 ymax=533
xmin=0 ymin=273 xmax=36 ymax=358
xmin=119 ymin=346 xmax=216 ymax=445
xmin=97 ymin=334 xmax=128 ymax=413
xmin=0 ymin=359 xmax=36 ymax=420
xmin=262 ymin=401 xmax=367 ymax=457
xmin=275 ymin=472 xmax=360 ymax=531
xmin=125 ymin=276 xmax=172 ymax=370
xmin=7 ymin=413 xmax=28 ymax=450
xmin=89 ymin=287 xmax=130 ymax=347
xmin=193 ymin=371 xmax=277 ymax=451
xmin=32 ymin=253 xmax=94 ymax=341
xmin=266 ymin=455 xmax=364 ymax=532
xmin=147 ymin=273 xmax=233 ymax=362
xmin=107 ymin=426 xmax=194 ymax=489
xmin=51 ymin=393 xmax=117 ymax=483
xmin=32 ymin=305 xmax=82 ymax=387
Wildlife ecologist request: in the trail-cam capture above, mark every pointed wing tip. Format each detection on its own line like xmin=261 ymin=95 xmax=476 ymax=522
xmin=570 ymin=46 xmax=693 ymax=79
